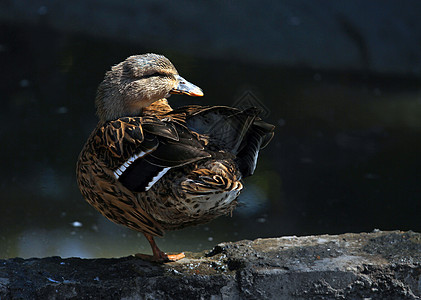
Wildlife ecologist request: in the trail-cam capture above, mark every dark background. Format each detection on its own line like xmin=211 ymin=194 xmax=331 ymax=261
xmin=1 ymin=0 xmax=420 ymax=258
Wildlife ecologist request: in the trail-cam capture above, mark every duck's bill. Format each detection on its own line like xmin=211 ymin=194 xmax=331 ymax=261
xmin=170 ymin=75 xmax=204 ymax=97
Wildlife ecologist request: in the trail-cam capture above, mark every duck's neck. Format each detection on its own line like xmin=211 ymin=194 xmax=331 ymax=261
xmin=142 ymin=98 xmax=173 ymax=117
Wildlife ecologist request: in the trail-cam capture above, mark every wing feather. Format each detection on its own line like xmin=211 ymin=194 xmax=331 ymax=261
xmin=168 ymin=105 xmax=275 ymax=178
xmin=94 ymin=116 xmax=211 ymax=192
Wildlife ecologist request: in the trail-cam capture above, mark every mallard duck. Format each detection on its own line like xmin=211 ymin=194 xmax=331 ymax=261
xmin=77 ymin=53 xmax=274 ymax=262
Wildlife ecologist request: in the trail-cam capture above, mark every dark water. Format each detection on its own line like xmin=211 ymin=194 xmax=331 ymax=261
xmin=1 ymin=23 xmax=420 ymax=258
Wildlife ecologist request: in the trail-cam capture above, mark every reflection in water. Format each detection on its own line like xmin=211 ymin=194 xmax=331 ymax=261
xmin=1 ymin=24 xmax=420 ymax=259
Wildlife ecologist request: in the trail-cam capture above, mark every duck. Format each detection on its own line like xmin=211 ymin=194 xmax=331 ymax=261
xmin=76 ymin=53 xmax=275 ymax=262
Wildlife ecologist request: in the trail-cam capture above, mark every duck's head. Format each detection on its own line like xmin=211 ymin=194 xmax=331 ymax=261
xmin=95 ymin=53 xmax=203 ymax=121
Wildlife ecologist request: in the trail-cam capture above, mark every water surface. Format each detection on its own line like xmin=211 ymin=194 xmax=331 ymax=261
xmin=1 ymin=24 xmax=420 ymax=258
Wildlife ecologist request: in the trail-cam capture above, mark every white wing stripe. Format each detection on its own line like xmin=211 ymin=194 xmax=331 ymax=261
xmin=113 ymin=149 xmax=153 ymax=179
xmin=145 ymin=167 xmax=171 ymax=191
xmin=114 ymin=169 xmax=122 ymax=177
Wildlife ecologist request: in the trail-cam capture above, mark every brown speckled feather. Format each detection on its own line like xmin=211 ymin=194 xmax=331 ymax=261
xmin=77 ymin=105 xmax=274 ymax=235
xmin=77 ymin=131 xmax=164 ymax=236
xmin=77 ymin=114 xmax=213 ymax=236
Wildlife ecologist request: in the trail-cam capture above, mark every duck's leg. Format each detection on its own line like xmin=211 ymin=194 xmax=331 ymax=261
xmin=135 ymin=233 xmax=185 ymax=262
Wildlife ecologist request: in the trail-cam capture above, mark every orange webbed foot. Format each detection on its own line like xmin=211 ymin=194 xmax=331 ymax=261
xmin=139 ymin=233 xmax=185 ymax=262
xmin=135 ymin=252 xmax=185 ymax=262
xmin=165 ymin=252 xmax=185 ymax=261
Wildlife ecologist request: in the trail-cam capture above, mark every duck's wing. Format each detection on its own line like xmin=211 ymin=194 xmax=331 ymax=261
xmin=169 ymin=106 xmax=275 ymax=177
xmin=96 ymin=116 xmax=211 ymax=193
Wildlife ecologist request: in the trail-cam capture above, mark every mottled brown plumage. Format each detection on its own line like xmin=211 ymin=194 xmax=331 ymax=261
xmin=77 ymin=53 xmax=274 ymax=262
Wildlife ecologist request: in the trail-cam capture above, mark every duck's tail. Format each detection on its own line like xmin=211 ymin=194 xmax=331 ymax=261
xmin=232 ymin=108 xmax=275 ymax=177
xmin=176 ymin=105 xmax=275 ymax=178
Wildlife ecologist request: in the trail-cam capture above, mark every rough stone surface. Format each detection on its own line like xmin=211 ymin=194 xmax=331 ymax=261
xmin=1 ymin=1 xmax=421 ymax=75
xmin=0 ymin=231 xmax=420 ymax=299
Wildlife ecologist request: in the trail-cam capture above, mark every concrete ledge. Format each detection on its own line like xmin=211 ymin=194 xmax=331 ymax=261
xmin=1 ymin=231 xmax=420 ymax=299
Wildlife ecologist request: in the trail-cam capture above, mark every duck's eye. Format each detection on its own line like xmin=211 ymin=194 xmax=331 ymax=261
xmin=142 ymin=72 xmax=163 ymax=79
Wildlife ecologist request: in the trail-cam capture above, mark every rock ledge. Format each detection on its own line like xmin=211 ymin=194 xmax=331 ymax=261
xmin=1 ymin=231 xmax=420 ymax=299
